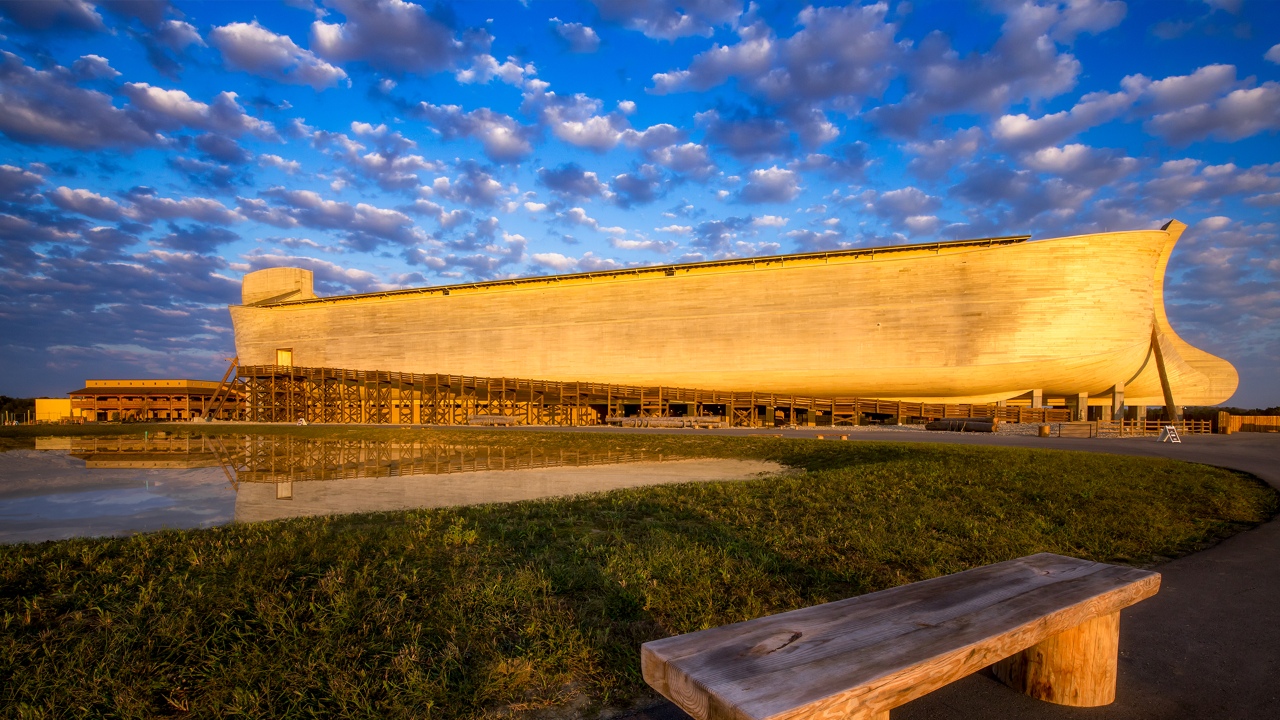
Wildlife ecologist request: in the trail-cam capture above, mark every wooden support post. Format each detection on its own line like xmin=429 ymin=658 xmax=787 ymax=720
xmin=1031 ymin=389 xmax=1043 ymax=408
xmin=1111 ymin=381 xmax=1125 ymax=422
xmin=1151 ymin=328 xmax=1181 ymax=422
xmin=992 ymin=611 xmax=1120 ymax=707
xmin=1070 ymin=392 xmax=1088 ymax=422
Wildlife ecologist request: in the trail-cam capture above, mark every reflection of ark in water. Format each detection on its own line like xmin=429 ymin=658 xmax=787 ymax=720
xmin=207 ymin=436 xmax=772 ymax=524
xmin=72 ymin=435 xmax=773 ymax=525
xmin=229 ymin=221 xmax=1237 ymax=412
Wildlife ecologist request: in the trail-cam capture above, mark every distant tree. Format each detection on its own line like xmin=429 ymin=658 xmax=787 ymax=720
xmin=0 ymin=396 xmax=35 ymax=416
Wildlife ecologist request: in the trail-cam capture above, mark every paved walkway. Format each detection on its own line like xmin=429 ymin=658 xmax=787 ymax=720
xmin=597 ymin=429 xmax=1280 ymax=720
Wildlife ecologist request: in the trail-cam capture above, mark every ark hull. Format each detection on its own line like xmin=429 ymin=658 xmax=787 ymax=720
xmin=230 ymin=223 xmax=1237 ymax=406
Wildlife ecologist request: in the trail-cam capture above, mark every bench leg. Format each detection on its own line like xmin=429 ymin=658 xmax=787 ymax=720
xmin=991 ymin=611 xmax=1119 ymax=707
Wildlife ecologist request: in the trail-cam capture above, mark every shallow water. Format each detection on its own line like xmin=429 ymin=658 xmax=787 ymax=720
xmin=0 ymin=435 xmax=780 ymax=543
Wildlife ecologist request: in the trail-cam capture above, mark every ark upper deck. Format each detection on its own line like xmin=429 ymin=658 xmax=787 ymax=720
xmin=239 ymin=235 xmax=1031 ymax=308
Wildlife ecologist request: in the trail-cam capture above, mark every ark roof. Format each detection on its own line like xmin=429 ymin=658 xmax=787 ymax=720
xmin=241 ymin=233 xmax=1030 ymax=308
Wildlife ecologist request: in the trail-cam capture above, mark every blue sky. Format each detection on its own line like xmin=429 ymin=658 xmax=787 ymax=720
xmin=1 ymin=0 xmax=1277 ymax=406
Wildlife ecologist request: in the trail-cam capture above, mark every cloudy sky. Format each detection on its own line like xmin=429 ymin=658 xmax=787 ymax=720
xmin=0 ymin=0 xmax=1277 ymax=406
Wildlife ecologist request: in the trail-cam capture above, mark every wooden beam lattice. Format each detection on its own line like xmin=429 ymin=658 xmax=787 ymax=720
xmin=234 ymin=364 xmax=1076 ymax=426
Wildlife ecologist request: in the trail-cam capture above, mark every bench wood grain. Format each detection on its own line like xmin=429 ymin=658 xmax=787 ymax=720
xmin=641 ymin=553 xmax=1159 ymax=720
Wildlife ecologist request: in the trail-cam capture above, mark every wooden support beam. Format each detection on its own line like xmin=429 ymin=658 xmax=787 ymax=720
xmin=1151 ymin=327 xmax=1182 ymax=421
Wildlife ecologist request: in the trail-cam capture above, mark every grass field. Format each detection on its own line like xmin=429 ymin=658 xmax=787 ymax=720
xmin=1 ymin=426 xmax=1276 ymax=719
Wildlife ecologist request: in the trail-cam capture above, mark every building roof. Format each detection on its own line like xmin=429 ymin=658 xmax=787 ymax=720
xmin=67 ymin=386 xmax=235 ymax=396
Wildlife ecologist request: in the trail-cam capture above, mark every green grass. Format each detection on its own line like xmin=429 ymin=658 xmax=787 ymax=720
xmin=0 ymin=428 xmax=1276 ymax=719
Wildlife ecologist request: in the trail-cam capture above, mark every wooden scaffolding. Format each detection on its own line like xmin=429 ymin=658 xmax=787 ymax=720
xmin=235 ymin=363 xmax=1072 ymax=427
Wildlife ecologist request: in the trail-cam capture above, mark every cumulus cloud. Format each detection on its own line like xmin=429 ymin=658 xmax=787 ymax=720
xmin=210 ymin=20 xmax=348 ymax=90
xmin=752 ymin=215 xmax=788 ymax=228
xmin=590 ymin=0 xmax=742 ymax=41
xmin=537 ymin=163 xmax=610 ymax=199
xmin=70 ymin=54 xmax=120 ymax=80
xmin=869 ymin=0 xmax=1125 ymax=136
xmin=992 ymin=64 xmax=1240 ymax=150
xmin=416 ymin=103 xmax=537 ymax=163
xmin=610 ymin=235 xmax=676 ymax=253
xmin=121 ymin=83 xmax=279 ymax=139
xmin=405 ymin=199 xmax=471 ymax=230
xmin=558 ymin=207 xmax=626 ymax=236
xmin=649 ymin=6 xmax=900 ymax=107
xmin=193 ymin=133 xmax=252 ymax=164
xmin=551 ymin=18 xmax=601 ymax=53
xmin=0 ymin=0 xmax=105 ymax=33
xmin=1144 ymin=82 xmax=1280 ymax=144
xmin=1142 ymin=160 xmax=1280 ymax=212
xmin=245 ymin=187 xmax=425 ymax=250
xmin=426 ymin=163 xmax=513 ymax=208
xmin=0 ymin=164 xmax=45 ymax=203
xmin=868 ymin=186 xmax=946 ymax=236
xmin=309 ymin=0 xmax=490 ymax=73
xmin=1267 ymin=44 xmax=1280 ymax=64
xmin=786 ymin=228 xmax=848 ymax=252
xmin=455 ymin=54 xmax=535 ymax=86
xmin=0 ymin=51 xmax=161 ymax=149
xmin=48 ymin=186 xmax=245 ymax=225
xmin=258 ymin=154 xmax=301 ymax=174
xmin=787 ymin=142 xmax=870 ymax=182
xmin=737 ymin=166 xmax=800 ymax=204
xmin=610 ymin=165 xmax=665 ymax=207
xmin=151 ymin=223 xmax=240 ymax=252
xmin=690 ymin=215 xmax=752 ymax=251
xmin=905 ymin=127 xmax=984 ymax=180
xmin=644 ymin=142 xmax=717 ymax=180
xmin=1020 ymin=144 xmax=1140 ymax=186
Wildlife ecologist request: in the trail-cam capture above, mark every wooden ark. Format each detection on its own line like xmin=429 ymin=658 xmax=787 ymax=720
xmin=228 ymin=221 xmax=1236 ymax=407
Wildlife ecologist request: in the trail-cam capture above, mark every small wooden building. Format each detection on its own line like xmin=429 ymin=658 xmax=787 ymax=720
xmin=68 ymin=379 xmax=241 ymax=422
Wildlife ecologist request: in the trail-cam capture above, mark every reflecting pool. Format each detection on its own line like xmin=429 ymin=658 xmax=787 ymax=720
xmin=0 ymin=435 xmax=781 ymax=543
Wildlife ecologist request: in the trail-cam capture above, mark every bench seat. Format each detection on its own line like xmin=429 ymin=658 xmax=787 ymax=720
xmin=642 ymin=553 xmax=1159 ymax=720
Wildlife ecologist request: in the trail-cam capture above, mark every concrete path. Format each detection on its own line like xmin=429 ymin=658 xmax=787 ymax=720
xmin=596 ymin=429 xmax=1280 ymax=720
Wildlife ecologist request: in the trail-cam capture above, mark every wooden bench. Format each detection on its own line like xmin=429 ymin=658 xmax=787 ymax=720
xmin=642 ymin=553 xmax=1159 ymax=720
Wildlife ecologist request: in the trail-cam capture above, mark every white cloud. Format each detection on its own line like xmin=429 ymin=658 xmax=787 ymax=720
xmin=1267 ymin=44 xmax=1280 ymax=64
xmin=416 ymin=103 xmax=536 ymax=163
xmin=551 ymin=18 xmax=601 ymax=53
xmin=656 ymin=225 xmax=692 ymax=234
xmin=456 ymin=55 xmax=536 ymax=86
xmin=737 ymin=166 xmax=801 ymax=203
xmin=560 ymin=207 xmax=626 ymax=236
xmin=752 ymin=215 xmax=788 ymax=227
xmin=610 ymin=236 xmax=677 ymax=253
xmin=210 ymin=20 xmax=348 ymax=90
xmin=258 ymin=154 xmax=302 ymax=174
xmin=121 ymin=83 xmax=278 ymax=139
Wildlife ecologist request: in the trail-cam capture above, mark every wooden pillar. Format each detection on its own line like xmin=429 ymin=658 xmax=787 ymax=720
xmin=992 ymin=611 xmax=1120 ymax=707
xmin=1069 ymin=392 xmax=1088 ymax=422
xmin=1151 ymin=328 xmax=1182 ymax=421
xmin=1031 ymin=389 xmax=1043 ymax=408
xmin=1110 ymin=381 xmax=1125 ymax=421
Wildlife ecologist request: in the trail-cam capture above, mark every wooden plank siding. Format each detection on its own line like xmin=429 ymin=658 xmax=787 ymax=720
xmin=230 ymin=225 xmax=1237 ymax=407
xmin=1218 ymin=412 xmax=1280 ymax=433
